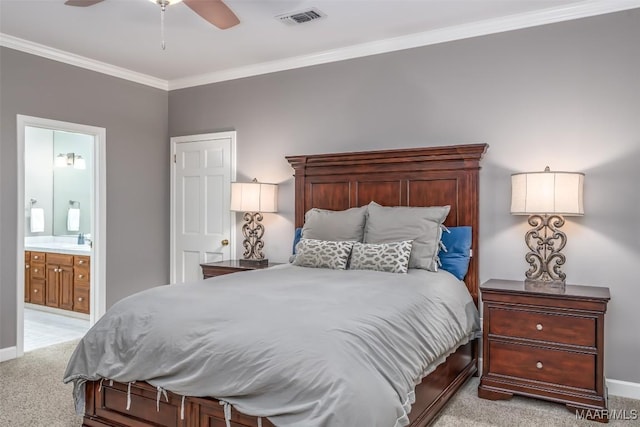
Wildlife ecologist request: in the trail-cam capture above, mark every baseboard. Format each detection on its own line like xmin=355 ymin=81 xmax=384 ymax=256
xmin=0 ymin=346 xmax=17 ymax=362
xmin=607 ymin=379 xmax=640 ymax=400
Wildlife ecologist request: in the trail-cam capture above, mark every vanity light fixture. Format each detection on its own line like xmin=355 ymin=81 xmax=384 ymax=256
xmin=511 ymin=166 xmax=584 ymax=292
xmin=230 ymin=178 xmax=278 ymax=266
xmin=54 ymin=152 xmax=86 ymax=170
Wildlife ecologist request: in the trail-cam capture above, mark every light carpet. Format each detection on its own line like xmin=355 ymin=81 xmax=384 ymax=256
xmin=1 ymin=340 xmax=638 ymax=426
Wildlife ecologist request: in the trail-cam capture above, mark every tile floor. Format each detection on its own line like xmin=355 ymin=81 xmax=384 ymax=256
xmin=24 ymin=307 xmax=90 ymax=352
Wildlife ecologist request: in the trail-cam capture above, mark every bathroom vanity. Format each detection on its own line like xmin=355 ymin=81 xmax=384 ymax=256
xmin=25 ymin=247 xmax=90 ymax=315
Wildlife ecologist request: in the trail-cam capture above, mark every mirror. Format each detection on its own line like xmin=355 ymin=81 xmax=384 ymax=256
xmin=25 ymin=126 xmax=93 ymax=237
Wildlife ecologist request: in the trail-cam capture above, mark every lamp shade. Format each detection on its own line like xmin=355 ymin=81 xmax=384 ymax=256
xmin=230 ymin=181 xmax=278 ymax=213
xmin=511 ymin=167 xmax=584 ymax=216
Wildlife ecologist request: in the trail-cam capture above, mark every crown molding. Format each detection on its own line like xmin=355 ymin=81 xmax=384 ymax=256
xmin=169 ymin=0 xmax=640 ymax=90
xmin=2 ymin=1 xmax=639 ymax=91
xmin=0 ymin=33 xmax=168 ymax=91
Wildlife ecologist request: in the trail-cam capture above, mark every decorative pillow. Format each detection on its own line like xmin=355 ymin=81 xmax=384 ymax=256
xmin=301 ymin=206 xmax=367 ymax=242
xmin=349 ymin=241 xmax=413 ymax=274
xmin=364 ymin=202 xmax=450 ymax=271
xmin=439 ymin=226 xmax=472 ymax=280
xmin=292 ymin=239 xmax=355 ymax=270
xmin=292 ymin=227 xmax=303 ymax=254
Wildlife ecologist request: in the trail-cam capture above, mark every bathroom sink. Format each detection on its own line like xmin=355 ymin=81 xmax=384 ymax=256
xmin=25 ymin=242 xmax=91 ymax=254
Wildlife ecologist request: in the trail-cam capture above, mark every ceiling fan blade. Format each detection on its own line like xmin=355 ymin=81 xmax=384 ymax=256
xmin=184 ymin=0 xmax=240 ymax=30
xmin=64 ymin=0 xmax=105 ymax=6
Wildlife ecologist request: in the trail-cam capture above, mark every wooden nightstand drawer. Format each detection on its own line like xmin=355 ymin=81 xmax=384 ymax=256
xmin=489 ymin=307 xmax=595 ymax=347
xmin=488 ymin=341 xmax=595 ymax=390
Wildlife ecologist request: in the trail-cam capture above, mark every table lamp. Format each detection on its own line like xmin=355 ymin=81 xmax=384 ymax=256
xmin=230 ymin=178 xmax=278 ymax=266
xmin=511 ymin=166 xmax=584 ymax=291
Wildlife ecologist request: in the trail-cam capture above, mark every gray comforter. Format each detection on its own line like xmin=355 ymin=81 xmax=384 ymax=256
xmin=64 ymin=264 xmax=479 ymax=427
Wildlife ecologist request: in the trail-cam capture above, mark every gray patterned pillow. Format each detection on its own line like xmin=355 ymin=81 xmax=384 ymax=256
xmin=349 ymin=241 xmax=413 ymax=274
xmin=292 ymin=239 xmax=355 ymax=270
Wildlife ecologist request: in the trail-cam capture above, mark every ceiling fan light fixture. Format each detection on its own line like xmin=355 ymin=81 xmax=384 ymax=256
xmin=148 ymin=0 xmax=183 ymax=9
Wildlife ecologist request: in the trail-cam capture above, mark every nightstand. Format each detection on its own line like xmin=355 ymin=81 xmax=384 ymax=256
xmin=478 ymin=279 xmax=610 ymax=422
xmin=200 ymin=260 xmax=282 ymax=279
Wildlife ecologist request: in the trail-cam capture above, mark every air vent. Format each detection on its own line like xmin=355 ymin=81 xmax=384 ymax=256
xmin=276 ymin=8 xmax=325 ymax=25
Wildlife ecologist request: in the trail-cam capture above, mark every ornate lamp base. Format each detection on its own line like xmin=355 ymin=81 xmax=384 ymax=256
xmin=240 ymin=212 xmax=269 ymax=266
xmin=524 ymin=277 xmax=566 ymax=294
xmin=239 ymin=258 xmax=269 ymax=267
xmin=522 ymin=214 xmax=568 ymax=293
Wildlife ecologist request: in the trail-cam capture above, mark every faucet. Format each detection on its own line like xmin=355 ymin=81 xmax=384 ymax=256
xmin=85 ymin=237 xmax=93 ymax=248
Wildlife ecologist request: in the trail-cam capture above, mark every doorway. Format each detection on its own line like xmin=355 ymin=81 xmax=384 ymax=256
xmin=170 ymin=131 xmax=236 ymax=284
xmin=16 ymin=115 xmax=106 ymax=357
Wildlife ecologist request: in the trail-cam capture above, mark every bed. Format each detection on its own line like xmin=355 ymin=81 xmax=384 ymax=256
xmin=66 ymin=143 xmax=488 ymax=427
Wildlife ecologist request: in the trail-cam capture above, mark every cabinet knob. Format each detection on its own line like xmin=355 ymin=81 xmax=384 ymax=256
xmin=34 ymin=256 xmax=39 ymax=260
xmin=78 ymin=274 xmax=84 ymax=279
xmin=33 ymin=289 xmax=38 ymax=293
xmin=221 ymin=239 xmax=229 ymax=246
xmin=536 ymin=361 xmax=543 ymax=369
xmin=78 ymin=297 xmax=84 ymax=302
xmin=34 ymin=268 xmax=38 ymax=273
xmin=26 ymin=264 xmax=30 ymax=269
xmin=536 ymin=323 xmax=543 ymax=331
xmin=79 ymin=260 xmax=85 ymax=265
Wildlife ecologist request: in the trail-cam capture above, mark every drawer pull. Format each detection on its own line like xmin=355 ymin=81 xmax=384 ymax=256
xmin=78 ymin=260 xmax=85 ymax=265
xmin=78 ymin=274 xmax=84 ymax=279
xmin=26 ymin=264 xmax=30 ymax=269
xmin=33 ymin=289 xmax=38 ymax=293
xmin=34 ymin=256 xmax=39 ymax=260
xmin=78 ymin=297 xmax=84 ymax=302
xmin=536 ymin=361 xmax=543 ymax=369
xmin=536 ymin=323 xmax=543 ymax=331
xmin=33 ymin=268 xmax=38 ymax=273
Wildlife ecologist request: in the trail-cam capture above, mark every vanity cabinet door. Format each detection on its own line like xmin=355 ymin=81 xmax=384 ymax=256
xmin=59 ymin=265 xmax=74 ymax=311
xmin=45 ymin=264 xmax=60 ymax=307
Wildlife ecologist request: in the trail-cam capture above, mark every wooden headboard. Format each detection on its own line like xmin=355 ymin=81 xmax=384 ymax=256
xmin=286 ymin=144 xmax=488 ymax=305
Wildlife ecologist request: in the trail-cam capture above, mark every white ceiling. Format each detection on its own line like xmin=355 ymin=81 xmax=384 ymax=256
xmin=1 ymin=0 xmax=638 ymax=89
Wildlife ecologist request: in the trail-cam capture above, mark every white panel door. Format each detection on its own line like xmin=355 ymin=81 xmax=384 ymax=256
xmin=171 ymin=132 xmax=235 ymax=284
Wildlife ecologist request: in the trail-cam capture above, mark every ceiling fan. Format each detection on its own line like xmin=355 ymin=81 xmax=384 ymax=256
xmin=64 ymin=0 xmax=240 ymax=30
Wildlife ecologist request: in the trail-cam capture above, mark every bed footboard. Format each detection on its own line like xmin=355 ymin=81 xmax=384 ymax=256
xmin=83 ymin=339 xmax=477 ymax=427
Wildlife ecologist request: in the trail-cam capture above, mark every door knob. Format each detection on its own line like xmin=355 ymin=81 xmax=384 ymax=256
xmin=221 ymin=239 xmax=229 ymax=246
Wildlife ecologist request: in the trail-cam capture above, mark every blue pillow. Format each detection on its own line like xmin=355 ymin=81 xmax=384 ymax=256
xmin=292 ymin=227 xmax=303 ymax=254
xmin=438 ymin=226 xmax=472 ymax=280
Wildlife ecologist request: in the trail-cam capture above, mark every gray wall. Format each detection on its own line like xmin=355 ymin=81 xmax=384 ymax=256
xmin=0 ymin=47 xmax=169 ymax=348
xmin=169 ymin=9 xmax=640 ymax=382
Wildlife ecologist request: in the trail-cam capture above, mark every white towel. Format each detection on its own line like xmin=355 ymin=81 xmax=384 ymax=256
xmin=30 ymin=208 xmax=45 ymax=233
xmin=67 ymin=208 xmax=80 ymax=231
